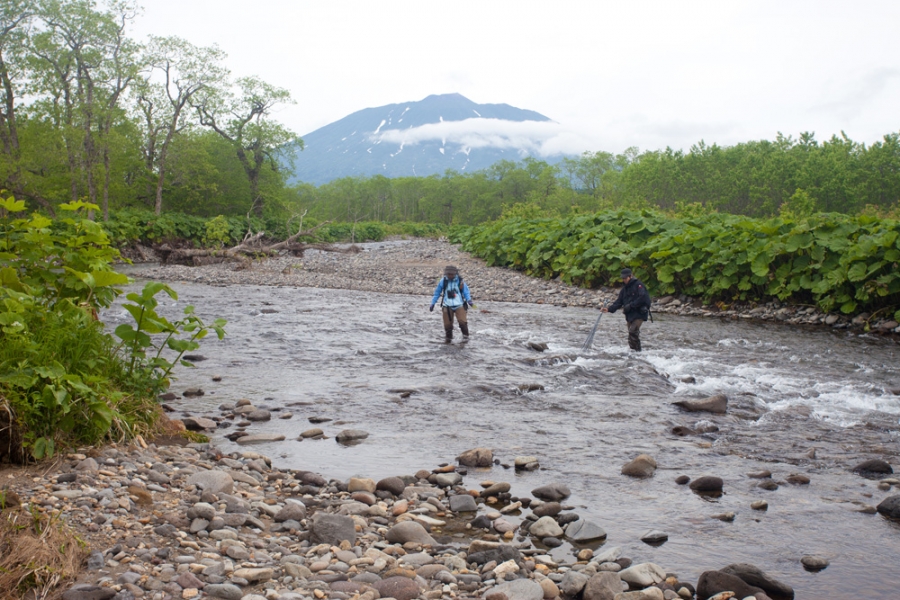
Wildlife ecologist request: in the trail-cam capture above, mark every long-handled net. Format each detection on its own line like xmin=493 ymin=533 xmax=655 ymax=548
xmin=581 ymin=312 xmax=603 ymax=352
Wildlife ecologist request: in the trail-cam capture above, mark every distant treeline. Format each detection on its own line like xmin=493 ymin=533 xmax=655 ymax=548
xmin=2 ymin=2 xmax=897 ymax=224
xmin=301 ymin=132 xmax=900 ymax=225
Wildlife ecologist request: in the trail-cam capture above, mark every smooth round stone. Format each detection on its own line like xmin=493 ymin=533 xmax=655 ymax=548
xmin=751 ymin=500 xmax=769 ymax=511
xmin=641 ymin=530 xmax=669 ymax=544
xmin=801 ymin=555 xmax=829 ymax=571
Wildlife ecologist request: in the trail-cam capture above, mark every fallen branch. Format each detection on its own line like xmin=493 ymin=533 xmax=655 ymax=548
xmin=155 ymin=218 xmax=356 ymax=266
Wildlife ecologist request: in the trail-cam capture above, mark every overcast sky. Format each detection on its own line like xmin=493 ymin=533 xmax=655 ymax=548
xmin=132 ymin=0 xmax=900 ymax=156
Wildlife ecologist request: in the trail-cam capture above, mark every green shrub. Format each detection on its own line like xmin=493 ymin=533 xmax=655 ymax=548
xmin=457 ymin=209 xmax=900 ymax=321
xmin=0 ymin=196 xmax=226 ymax=460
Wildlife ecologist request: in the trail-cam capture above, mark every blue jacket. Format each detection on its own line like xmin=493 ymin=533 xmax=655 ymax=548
xmin=431 ymin=276 xmax=472 ymax=309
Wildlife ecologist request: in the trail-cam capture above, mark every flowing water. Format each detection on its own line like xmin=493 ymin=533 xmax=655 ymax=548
xmin=106 ymin=268 xmax=900 ymax=598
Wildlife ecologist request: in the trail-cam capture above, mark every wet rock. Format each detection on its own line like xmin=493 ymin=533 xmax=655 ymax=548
xmin=711 ymin=512 xmax=735 ymax=522
xmin=386 ymin=520 xmax=437 ymax=545
xmin=373 ymin=576 xmax=421 ymax=600
xmin=720 ymin=563 xmax=795 ymax=599
xmin=62 ymin=585 xmax=116 ymax=600
xmin=619 ymin=562 xmax=666 ymax=587
xmin=532 ymin=501 xmax=561 ymax=517
xmin=183 ymin=417 xmax=217 ymax=431
xmin=515 ymin=455 xmax=539 ymax=470
xmin=531 ymin=482 xmax=571 ymax=501
xmin=449 ymin=494 xmax=478 ymax=512
xmin=457 ymin=447 xmax=493 ymax=467
xmin=786 ymin=474 xmax=810 ymax=485
xmin=245 ymin=409 xmax=271 ymax=421
xmin=675 ymin=475 xmax=690 ymax=485
xmin=186 ymin=471 xmax=233 ymax=495
xmin=376 ymin=476 xmax=407 ymax=496
xmin=672 ymin=426 xmax=695 ymax=436
xmin=530 ymin=516 xmax=564 ymax=538
xmin=583 ymin=572 xmax=623 ymax=600
xmin=310 ymin=513 xmax=357 ymax=546
xmin=621 ymin=454 xmax=657 ymax=478
xmin=482 ymin=481 xmax=511 ymax=497
xmin=527 ymin=341 xmax=549 ymax=352
xmin=336 ymin=429 xmax=369 ymax=443
xmin=801 ymin=555 xmax=829 ymax=571
xmin=673 ymin=394 xmax=728 ymax=414
xmin=747 ymin=470 xmax=772 ymax=479
xmin=235 ymin=433 xmax=285 ymax=444
xmin=308 ymin=416 xmax=331 ymax=423
xmin=641 ymin=530 xmax=668 ymax=544
xmin=751 ymin=500 xmax=769 ymax=511
xmin=565 ymin=519 xmax=607 ymax=542
xmin=696 ymin=570 xmax=764 ymax=599
xmin=876 ymin=495 xmax=900 ymax=518
xmin=852 ymin=459 xmax=893 ymax=478
xmin=299 ymin=428 xmax=324 ymax=439
xmin=690 ymin=476 xmax=724 ymax=492
xmin=486 ymin=579 xmax=544 ymax=600
xmin=758 ymin=480 xmax=779 ymax=491
xmin=182 ymin=387 xmax=205 ymax=397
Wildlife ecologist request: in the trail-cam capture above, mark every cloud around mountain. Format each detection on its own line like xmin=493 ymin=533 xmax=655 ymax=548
xmin=370 ymin=118 xmax=589 ymax=157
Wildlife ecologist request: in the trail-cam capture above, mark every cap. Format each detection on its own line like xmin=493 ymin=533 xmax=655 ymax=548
xmin=444 ymin=265 xmax=458 ymax=276
xmin=620 ymin=268 xmax=633 ymax=278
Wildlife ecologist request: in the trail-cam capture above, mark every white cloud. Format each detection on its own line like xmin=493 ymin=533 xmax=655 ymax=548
xmin=370 ymin=118 xmax=595 ymax=156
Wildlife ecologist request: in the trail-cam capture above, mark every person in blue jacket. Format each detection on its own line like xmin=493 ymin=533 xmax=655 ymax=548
xmin=430 ymin=265 xmax=474 ymax=341
xmin=601 ymin=268 xmax=652 ymax=351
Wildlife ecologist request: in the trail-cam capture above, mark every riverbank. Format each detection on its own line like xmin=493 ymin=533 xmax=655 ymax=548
xmin=1 ymin=431 xmax=821 ymax=600
xmin=125 ymin=239 xmax=900 ymax=337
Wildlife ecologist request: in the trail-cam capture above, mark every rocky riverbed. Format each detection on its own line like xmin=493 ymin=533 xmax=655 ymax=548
xmin=124 ymin=239 xmax=900 ymax=337
xmin=7 ymin=427 xmax=875 ymax=600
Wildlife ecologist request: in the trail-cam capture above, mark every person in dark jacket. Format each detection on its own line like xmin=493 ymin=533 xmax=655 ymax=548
xmin=601 ymin=268 xmax=652 ymax=351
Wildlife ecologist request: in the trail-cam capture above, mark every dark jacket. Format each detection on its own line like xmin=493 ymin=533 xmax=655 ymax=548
xmin=608 ymin=278 xmax=651 ymax=323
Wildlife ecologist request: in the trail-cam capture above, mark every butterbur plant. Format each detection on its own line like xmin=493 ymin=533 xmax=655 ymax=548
xmin=114 ymin=282 xmax=226 ymax=395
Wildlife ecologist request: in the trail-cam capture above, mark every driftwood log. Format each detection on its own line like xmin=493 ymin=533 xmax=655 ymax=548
xmin=155 ymin=220 xmax=360 ymax=266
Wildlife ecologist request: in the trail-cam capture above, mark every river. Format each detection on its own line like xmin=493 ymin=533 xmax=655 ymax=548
xmin=104 ymin=270 xmax=900 ymax=598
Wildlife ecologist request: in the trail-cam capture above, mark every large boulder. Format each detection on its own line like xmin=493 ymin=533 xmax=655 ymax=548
xmin=309 ymin=513 xmax=356 ymax=546
xmin=876 ymin=495 xmax=900 ymax=518
xmin=583 ymin=572 xmax=623 ymax=600
xmin=186 ymin=470 xmax=234 ymax=495
xmin=720 ymin=563 xmax=794 ymax=599
xmin=531 ymin=482 xmax=571 ymax=501
xmin=457 ymin=447 xmax=493 ymax=467
xmin=673 ymin=394 xmax=728 ymax=414
xmin=385 ymin=520 xmax=437 ymax=545
xmin=696 ymin=570 xmax=764 ymax=600
xmin=621 ymin=454 xmax=657 ymax=478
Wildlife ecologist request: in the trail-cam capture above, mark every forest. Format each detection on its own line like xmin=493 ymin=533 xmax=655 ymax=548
xmin=2 ymin=2 xmax=900 ymax=232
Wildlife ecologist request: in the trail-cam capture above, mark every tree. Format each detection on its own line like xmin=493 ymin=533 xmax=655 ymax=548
xmin=0 ymin=1 xmax=56 ymax=214
xmin=194 ymin=76 xmax=299 ymax=217
xmin=136 ymin=35 xmax=226 ymax=215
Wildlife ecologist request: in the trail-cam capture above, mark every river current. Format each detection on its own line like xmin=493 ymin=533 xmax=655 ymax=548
xmin=105 ymin=270 xmax=900 ymax=598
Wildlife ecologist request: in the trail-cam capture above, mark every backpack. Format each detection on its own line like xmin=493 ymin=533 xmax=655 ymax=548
xmin=439 ymin=275 xmax=465 ymax=308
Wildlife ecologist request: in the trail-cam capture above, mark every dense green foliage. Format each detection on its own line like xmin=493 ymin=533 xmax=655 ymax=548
xmin=453 ymin=210 xmax=900 ymax=322
xmin=0 ymin=196 xmax=224 ymax=460
xmin=101 ymin=210 xmax=444 ymax=246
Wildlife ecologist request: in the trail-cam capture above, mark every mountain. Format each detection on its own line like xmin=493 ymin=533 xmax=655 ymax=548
xmin=286 ymin=93 xmax=562 ymax=185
